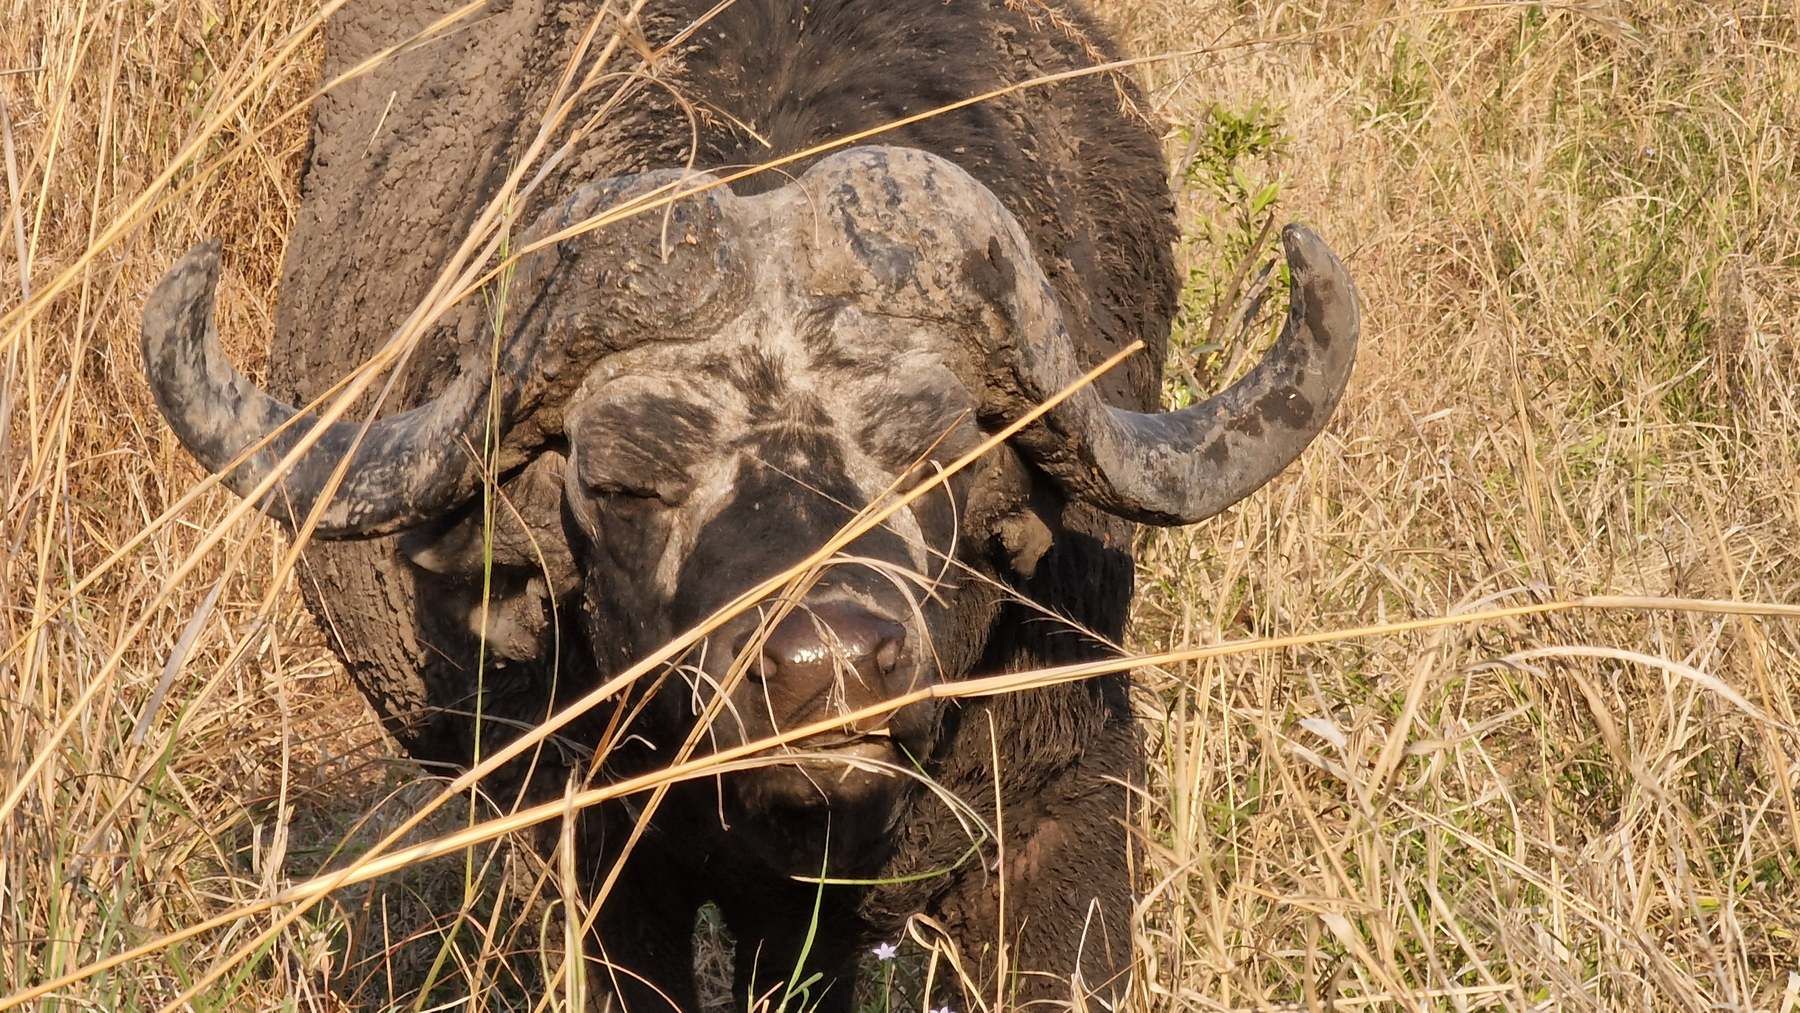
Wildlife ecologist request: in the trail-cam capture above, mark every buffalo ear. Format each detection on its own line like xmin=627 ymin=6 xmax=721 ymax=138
xmin=400 ymin=450 xmax=579 ymax=594
xmin=399 ymin=451 xmax=578 ymax=664
xmin=968 ymin=451 xmax=1056 ymax=581
xmin=993 ymin=511 xmax=1053 ymax=580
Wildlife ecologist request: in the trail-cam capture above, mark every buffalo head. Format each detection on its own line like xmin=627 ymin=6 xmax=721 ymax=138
xmin=142 ymin=146 xmax=1358 ymax=869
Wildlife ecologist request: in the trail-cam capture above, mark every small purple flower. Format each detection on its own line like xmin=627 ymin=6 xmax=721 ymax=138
xmin=929 ymin=1007 xmax=955 ymax=1013
xmin=871 ymin=941 xmax=899 ymax=961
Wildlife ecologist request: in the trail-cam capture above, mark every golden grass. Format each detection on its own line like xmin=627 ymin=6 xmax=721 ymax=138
xmin=3 ymin=0 xmax=1797 ymax=1009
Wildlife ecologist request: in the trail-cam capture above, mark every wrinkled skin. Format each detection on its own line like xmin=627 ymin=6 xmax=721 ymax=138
xmin=541 ymin=169 xmax=1010 ymax=872
xmin=393 ymin=152 xmax=1138 ymax=1008
xmin=141 ymin=0 xmax=1360 ymax=1009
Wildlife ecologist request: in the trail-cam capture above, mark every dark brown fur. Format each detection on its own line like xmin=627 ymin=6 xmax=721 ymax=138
xmin=267 ymin=1 xmax=1177 ymax=1008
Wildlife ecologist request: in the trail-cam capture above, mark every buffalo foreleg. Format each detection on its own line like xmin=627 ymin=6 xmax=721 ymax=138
xmin=924 ymin=712 xmax=1140 ymax=1008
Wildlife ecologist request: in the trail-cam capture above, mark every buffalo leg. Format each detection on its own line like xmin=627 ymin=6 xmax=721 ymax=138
xmin=928 ymin=713 xmax=1140 ymax=1008
xmin=579 ymin=809 xmax=703 ymax=1012
xmin=721 ymin=884 xmax=864 ymax=1013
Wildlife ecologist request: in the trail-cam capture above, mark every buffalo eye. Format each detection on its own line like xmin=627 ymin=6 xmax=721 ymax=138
xmin=585 ymin=475 xmax=688 ymax=506
xmin=565 ymin=386 xmax=713 ymax=509
xmin=569 ymin=439 xmax=692 ymax=507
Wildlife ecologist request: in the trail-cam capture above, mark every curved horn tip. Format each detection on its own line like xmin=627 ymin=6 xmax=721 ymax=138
xmin=164 ymin=239 xmax=223 ymax=295
xmin=143 ymin=240 xmax=224 ymax=337
xmin=1279 ymin=223 xmax=1360 ymax=336
xmin=1279 ymin=223 xmax=1342 ymax=278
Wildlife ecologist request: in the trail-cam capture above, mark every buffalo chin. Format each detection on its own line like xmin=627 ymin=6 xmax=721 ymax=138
xmin=724 ymin=742 xmax=912 ymax=877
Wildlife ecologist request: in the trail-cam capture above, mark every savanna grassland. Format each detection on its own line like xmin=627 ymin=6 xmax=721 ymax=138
xmin=1 ymin=1 xmax=1796 ymax=1009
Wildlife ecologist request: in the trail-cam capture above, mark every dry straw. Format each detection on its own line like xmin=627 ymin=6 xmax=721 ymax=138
xmin=2 ymin=0 xmax=1796 ymax=1010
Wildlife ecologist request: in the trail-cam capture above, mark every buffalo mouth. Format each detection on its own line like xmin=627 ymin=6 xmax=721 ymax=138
xmin=717 ymin=732 xmax=914 ymax=876
xmin=732 ymin=731 xmax=911 ymax=811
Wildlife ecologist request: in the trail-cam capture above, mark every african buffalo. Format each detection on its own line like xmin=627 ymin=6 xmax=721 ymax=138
xmin=142 ymin=0 xmax=1358 ymax=1007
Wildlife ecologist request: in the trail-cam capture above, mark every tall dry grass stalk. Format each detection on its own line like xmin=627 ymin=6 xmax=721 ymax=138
xmin=2 ymin=1 xmax=1796 ymax=1009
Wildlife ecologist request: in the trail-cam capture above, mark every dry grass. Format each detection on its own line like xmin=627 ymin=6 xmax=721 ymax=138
xmin=3 ymin=0 xmax=1798 ymax=1009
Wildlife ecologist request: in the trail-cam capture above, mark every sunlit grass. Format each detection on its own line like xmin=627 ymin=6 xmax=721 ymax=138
xmin=2 ymin=1 xmax=1796 ymax=1009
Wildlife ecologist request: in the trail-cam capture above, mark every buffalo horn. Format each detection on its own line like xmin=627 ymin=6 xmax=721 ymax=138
xmin=794 ymin=147 xmax=1359 ymax=528
xmin=984 ymin=223 xmax=1360 ymax=526
xmin=141 ymin=170 xmax=740 ymax=538
xmin=140 ymin=242 xmax=525 ymax=537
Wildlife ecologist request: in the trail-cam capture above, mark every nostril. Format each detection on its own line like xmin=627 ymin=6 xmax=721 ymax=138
xmin=756 ymin=604 xmax=909 ymax=683
xmin=728 ymin=632 xmax=770 ymax=683
xmin=749 ymin=651 xmax=775 ymax=684
xmin=873 ymin=637 xmax=902 ymax=674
